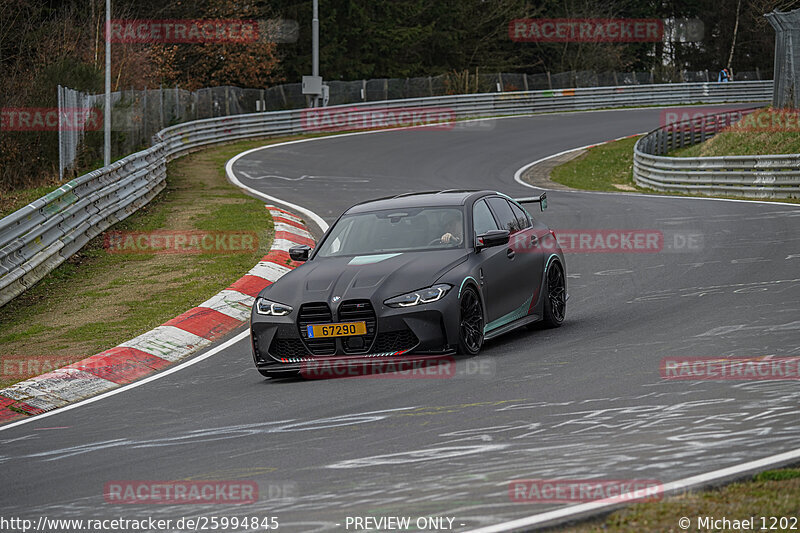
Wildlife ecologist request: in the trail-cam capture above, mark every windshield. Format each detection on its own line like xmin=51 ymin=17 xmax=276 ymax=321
xmin=316 ymin=207 xmax=465 ymax=257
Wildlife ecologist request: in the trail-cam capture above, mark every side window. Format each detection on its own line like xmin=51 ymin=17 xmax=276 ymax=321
xmin=473 ymin=200 xmax=499 ymax=235
xmin=509 ymin=201 xmax=531 ymax=230
xmin=486 ymin=197 xmax=521 ymax=233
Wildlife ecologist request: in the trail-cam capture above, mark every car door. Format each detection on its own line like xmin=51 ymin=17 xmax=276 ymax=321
xmin=507 ymin=198 xmax=546 ymax=308
xmin=471 ymin=199 xmax=508 ymax=324
xmin=481 ymin=197 xmax=543 ymax=327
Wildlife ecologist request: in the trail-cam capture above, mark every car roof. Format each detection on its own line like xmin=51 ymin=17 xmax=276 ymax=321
xmin=345 ymin=190 xmax=500 ymax=214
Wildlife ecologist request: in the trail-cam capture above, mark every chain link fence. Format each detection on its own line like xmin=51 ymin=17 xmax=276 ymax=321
xmin=766 ymin=8 xmax=800 ymax=109
xmin=58 ymin=68 xmax=765 ymax=180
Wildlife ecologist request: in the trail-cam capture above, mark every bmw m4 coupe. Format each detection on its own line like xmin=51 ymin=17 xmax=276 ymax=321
xmin=250 ymin=190 xmax=566 ymax=378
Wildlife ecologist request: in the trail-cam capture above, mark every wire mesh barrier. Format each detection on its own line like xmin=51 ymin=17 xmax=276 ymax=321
xmin=56 ymin=86 xmax=94 ymax=181
xmin=56 ymin=70 xmax=766 ymax=180
xmin=765 ymin=8 xmax=800 ymax=108
xmin=634 ymin=108 xmax=800 ymax=198
xmin=1 ymin=81 xmax=773 ymax=307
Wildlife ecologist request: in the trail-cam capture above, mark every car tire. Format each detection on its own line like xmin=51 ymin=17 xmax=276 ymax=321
xmin=541 ymin=261 xmax=566 ymax=328
xmin=458 ymin=286 xmax=485 ymax=355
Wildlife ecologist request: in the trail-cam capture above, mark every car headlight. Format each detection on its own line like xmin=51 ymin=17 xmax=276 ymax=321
xmin=384 ymin=284 xmax=452 ymax=308
xmin=255 ymin=297 xmax=293 ymax=316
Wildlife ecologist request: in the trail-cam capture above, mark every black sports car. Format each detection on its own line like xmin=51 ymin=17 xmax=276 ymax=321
xmin=250 ymin=190 xmax=566 ymax=378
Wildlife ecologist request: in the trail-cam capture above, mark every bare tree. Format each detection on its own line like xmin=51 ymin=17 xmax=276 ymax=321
xmin=727 ymin=0 xmax=741 ymax=74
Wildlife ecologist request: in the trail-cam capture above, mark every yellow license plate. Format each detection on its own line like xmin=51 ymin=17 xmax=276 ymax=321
xmin=307 ymin=321 xmax=367 ymax=338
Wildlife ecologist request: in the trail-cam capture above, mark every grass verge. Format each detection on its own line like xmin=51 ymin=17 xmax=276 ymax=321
xmin=549 ymin=136 xmax=641 ymax=192
xmin=562 ymin=468 xmax=800 ymax=532
xmin=0 ymin=137 xmax=307 ymax=388
xmin=672 ymin=108 xmax=800 ymax=157
xmin=548 ymin=134 xmax=800 ymax=204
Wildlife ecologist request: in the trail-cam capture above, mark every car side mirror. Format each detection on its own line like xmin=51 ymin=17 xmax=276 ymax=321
xmin=475 ymin=230 xmax=510 ymax=252
xmin=289 ymin=244 xmax=311 ymax=262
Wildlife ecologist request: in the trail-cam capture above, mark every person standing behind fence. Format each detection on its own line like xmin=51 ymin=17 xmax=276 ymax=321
xmin=718 ymin=68 xmax=731 ymax=82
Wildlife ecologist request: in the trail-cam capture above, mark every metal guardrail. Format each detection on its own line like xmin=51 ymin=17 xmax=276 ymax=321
xmin=0 ymin=81 xmax=774 ymax=307
xmin=633 ymin=107 xmax=800 ymax=199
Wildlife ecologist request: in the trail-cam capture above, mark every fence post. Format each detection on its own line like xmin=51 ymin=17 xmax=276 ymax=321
xmin=159 ymin=84 xmax=164 ymax=129
xmin=130 ymin=86 xmax=136 ymax=152
xmin=278 ymin=84 xmax=288 ymax=108
xmin=175 ymin=86 xmax=181 ymax=121
xmin=546 ymin=71 xmax=552 ymax=90
xmin=384 ymin=79 xmax=388 ymax=100
xmin=58 ymin=85 xmax=64 ymax=181
xmin=143 ymin=86 xmax=148 ymax=141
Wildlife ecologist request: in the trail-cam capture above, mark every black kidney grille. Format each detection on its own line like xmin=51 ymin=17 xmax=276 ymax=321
xmin=338 ymin=300 xmax=377 ymax=354
xmin=298 ymin=302 xmax=336 ymax=355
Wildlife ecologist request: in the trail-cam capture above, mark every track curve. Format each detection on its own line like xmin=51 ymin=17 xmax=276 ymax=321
xmin=2 ymin=106 xmax=799 ymax=532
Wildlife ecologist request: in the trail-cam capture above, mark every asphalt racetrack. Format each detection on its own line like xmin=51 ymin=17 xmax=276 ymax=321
xmin=2 ymin=106 xmax=799 ymax=532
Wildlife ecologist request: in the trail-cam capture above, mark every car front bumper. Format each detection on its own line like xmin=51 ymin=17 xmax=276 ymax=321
xmin=251 ymin=295 xmax=460 ymax=370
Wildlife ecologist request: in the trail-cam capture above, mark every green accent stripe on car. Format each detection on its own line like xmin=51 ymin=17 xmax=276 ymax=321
xmin=458 ymin=276 xmax=479 ymax=297
xmin=484 ymin=294 xmax=533 ymax=333
xmin=348 ymin=253 xmax=402 ymax=265
xmin=545 ymin=253 xmax=559 ymax=272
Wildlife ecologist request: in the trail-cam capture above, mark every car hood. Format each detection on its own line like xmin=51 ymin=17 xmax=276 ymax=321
xmin=261 ymin=249 xmax=469 ymax=305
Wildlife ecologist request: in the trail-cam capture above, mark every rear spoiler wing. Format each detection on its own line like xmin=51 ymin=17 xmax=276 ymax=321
xmin=514 ymin=192 xmax=547 ymax=211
